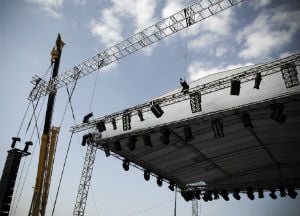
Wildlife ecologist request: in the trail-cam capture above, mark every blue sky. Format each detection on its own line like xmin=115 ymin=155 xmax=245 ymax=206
xmin=1 ymin=0 xmax=300 ymax=215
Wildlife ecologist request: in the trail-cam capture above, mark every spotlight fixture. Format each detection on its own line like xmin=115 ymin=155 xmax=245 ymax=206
xmin=220 ymin=189 xmax=229 ymax=201
xmin=83 ymin=112 xmax=93 ymax=123
xmin=270 ymin=103 xmax=286 ymax=123
xmin=151 ymin=103 xmax=164 ymax=118
xmin=24 ymin=141 xmax=33 ymax=153
xmin=111 ymin=118 xmax=117 ymax=130
xmin=11 ymin=137 xmax=21 ymax=148
xmin=144 ymin=170 xmax=150 ymax=181
xmin=211 ymin=118 xmax=224 ymax=138
xmin=104 ymin=143 xmax=110 ymax=157
xmin=159 ymin=127 xmax=171 ymax=145
xmin=254 ymin=72 xmax=262 ymax=89
xmin=241 ymin=112 xmax=253 ymax=128
xmin=122 ymin=113 xmax=131 ymax=131
xmin=230 ymin=79 xmax=241 ymax=96
xmin=180 ymin=78 xmax=189 ymax=94
xmin=127 ymin=136 xmax=137 ymax=151
xmin=122 ymin=159 xmax=130 ymax=171
xmin=194 ymin=190 xmax=201 ymax=200
xmin=287 ymin=187 xmax=298 ymax=199
xmin=184 ymin=126 xmax=193 ymax=142
xmin=143 ymin=135 xmax=152 ymax=147
xmin=204 ymin=191 xmax=212 ymax=201
xmin=269 ymin=189 xmax=277 ymax=199
xmin=233 ymin=189 xmax=241 ymax=200
xmin=246 ymin=187 xmax=255 ymax=200
xmin=258 ymin=188 xmax=264 ymax=199
xmin=279 ymin=186 xmax=286 ymax=197
xmin=81 ymin=133 xmax=93 ymax=146
xmin=157 ymin=176 xmax=163 ymax=187
xmin=213 ymin=191 xmax=219 ymax=200
xmin=137 ymin=109 xmax=144 ymax=121
xmin=168 ymin=182 xmax=175 ymax=191
xmin=113 ymin=140 xmax=121 ymax=152
xmin=189 ymin=92 xmax=202 ymax=113
xmin=96 ymin=120 xmax=106 ymax=132
xmin=181 ymin=190 xmax=190 ymax=202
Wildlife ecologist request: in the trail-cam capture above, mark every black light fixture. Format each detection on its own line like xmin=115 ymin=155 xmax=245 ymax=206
xmin=270 ymin=103 xmax=286 ymax=123
xmin=204 ymin=191 xmax=213 ymax=201
xmin=180 ymin=78 xmax=189 ymax=94
xmin=159 ymin=127 xmax=171 ymax=145
xmin=157 ymin=176 xmax=163 ymax=187
xmin=151 ymin=103 xmax=164 ymax=118
xmin=184 ymin=126 xmax=193 ymax=142
xmin=122 ymin=113 xmax=131 ymax=131
xmin=220 ymin=189 xmax=229 ymax=201
xmin=111 ymin=118 xmax=117 ymax=130
xmin=269 ymin=189 xmax=277 ymax=199
xmin=81 ymin=133 xmax=93 ymax=146
xmin=122 ymin=159 xmax=130 ymax=171
xmin=96 ymin=120 xmax=106 ymax=132
xmin=189 ymin=92 xmax=202 ymax=113
xmin=127 ymin=136 xmax=137 ymax=151
xmin=279 ymin=186 xmax=286 ymax=197
xmin=254 ymin=73 xmax=262 ymax=89
xmin=11 ymin=137 xmax=21 ymax=148
xmin=104 ymin=143 xmax=110 ymax=157
xmin=246 ymin=187 xmax=255 ymax=200
xmin=230 ymin=79 xmax=241 ymax=96
xmin=144 ymin=170 xmax=150 ymax=181
xmin=213 ymin=191 xmax=219 ymax=200
xmin=113 ymin=140 xmax=121 ymax=152
xmin=287 ymin=187 xmax=298 ymax=199
xmin=83 ymin=112 xmax=93 ymax=123
xmin=233 ymin=189 xmax=241 ymax=200
xmin=241 ymin=112 xmax=253 ymax=128
xmin=258 ymin=188 xmax=264 ymax=199
xmin=143 ymin=135 xmax=152 ymax=147
xmin=24 ymin=141 xmax=33 ymax=153
xmin=194 ymin=190 xmax=201 ymax=200
xmin=211 ymin=118 xmax=224 ymax=138
xmin=137 ymin=109 xmax=144 ymax=121
xmin=168 ymin=182 xmax=175 ymax=191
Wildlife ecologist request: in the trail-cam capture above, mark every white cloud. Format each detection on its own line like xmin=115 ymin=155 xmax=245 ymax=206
xmin=249 ymin=0 xmax=272 ymax=10
xmin=279 ymin=51 xmax=296 ymax=59
xmin=238 ymin=7 xmax=300 ymax=59
xmin=73 ymin=0 xmax=86 ymax=5
xmin=215 ymin=45 xmax=228 ymax=57
xmin=162 ymin=0 xmax=185 ymax=18
xmin=188 ymin=61 xmax=253 ymax=81
xmin=27 ymin=0 xmax=63 ymax=18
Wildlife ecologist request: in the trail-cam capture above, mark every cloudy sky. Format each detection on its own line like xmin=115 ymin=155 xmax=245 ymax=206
xmin=1 ymin=0 xmax=300 ymax=215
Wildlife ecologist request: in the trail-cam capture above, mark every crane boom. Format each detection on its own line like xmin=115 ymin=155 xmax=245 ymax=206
xmin=28 ymin=0 xmax=244 ymax=101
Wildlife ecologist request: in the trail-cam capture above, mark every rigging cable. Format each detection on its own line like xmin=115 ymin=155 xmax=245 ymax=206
xmin=126 ymin=199 xmax=174 ymax=216
xmin=174 ymin=186 xmax=177 ymax=216
xmin=16 ymin=102 xmax=31 ymax=137
xmin=88 ymin=70 xmax=99 ymax=112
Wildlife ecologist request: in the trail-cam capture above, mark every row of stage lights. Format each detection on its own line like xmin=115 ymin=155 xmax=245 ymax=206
xmin=180 ymin=186 xmax=298 ymax=202
xmin=81 ymin=72 xmax=288 ymax=137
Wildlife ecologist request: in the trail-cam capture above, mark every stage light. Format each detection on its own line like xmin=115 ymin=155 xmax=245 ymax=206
xmin=122 ymin=159 xmax=130 ymax=171
xmin=184 ymin=126 xmax=193 ymax=142
xmin=137 ymin=109 xmax=144 ymax=121
xmin=24 ymin=141 xmax=33 ymax=153
xmin=287 ymin=188 xmax=298 ymax=199
xmin=233 ymin=189 xmax=241 ymax=200
xmin=194 ymin=190 xmax=201 ymax=200
xmin=181 ymin=190 xmax=190 ymax=202
xmin=11 ymin=137 xmax=21 ymax=148
xmin=96 ymin=120 xmax=106 ymax=132
xmin=270 ymin=103 xmax=286 ymax=123
xmin=144 ymin=170 xmax=150 ymax=181
xmin=189 ymin=92 xmax=202 ymax=113
xmin=246 ymin=187 xmax=255 ymax=200
xmin=168 ymin=182 xmax=175 ymax=191
xmin=269 ymin=189 xmax=277 ymax=199
xmin=254 ymin=73 xmax=262 ymax=89
xmin=279 ymin=186 xmax=286 ymax=197
xmin=258 ymin=188 xmax=264 ymax=198
xmin=241 ymin=112 xmax=253 ymax=128
xmin=220 ymin=190 xmax=229 ymax=201
xmin=159 ymin=127 xmax=171 ymax=145
xmin=104 ymin=143 xmax=110 ymax=157
xmin=213 ymin=191 xmax=219 ymax=200
xmin=122 ymin=113 xmax=131 ymax=131
xmin=83 ymin=112 xmax=93 ymax=123
xmin=111 ymin=118 xmax=117 ymax=130
xmin=211 ymin=118 xmax=224 ymax=138
xmin=230 ymin=79 xmax=241 ymax=96
xmin=180 ymin=78 xmax=189 ymax=94
xmin=143 ymin=135 xmax=152 ymax=147
xmin=81 ymin=133 xmax=93 ymax=146
xmin=113 ymin=140 xmax=121 ymax=152
xmin=157 ymin=176 xmax=163 ymax=187
xmin=127 ymin=136 xmax=137 ymax=151
xmin=204 ymin=191 xmax=213 ymax=201
xmin=281 ymin=63 xmax=299 ymax=88
xmin=151 ymin=103 xmax=164 ymax=118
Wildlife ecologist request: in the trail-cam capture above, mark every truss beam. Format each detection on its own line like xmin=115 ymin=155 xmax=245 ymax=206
xmin=28 ymin=0 xmax=244 ymax=101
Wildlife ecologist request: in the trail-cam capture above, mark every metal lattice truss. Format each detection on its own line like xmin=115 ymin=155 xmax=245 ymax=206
xmin=28 ymin=0 xmax=244 ymax=101
xmin=71 ymin=53 xmax=300 ymax=133
xmin=73 ymin=142 xmax=97 ymax=216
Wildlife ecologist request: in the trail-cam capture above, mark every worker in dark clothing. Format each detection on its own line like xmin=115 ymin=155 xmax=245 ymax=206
xmin=180 ymin=78 xmax=189 ymax=94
